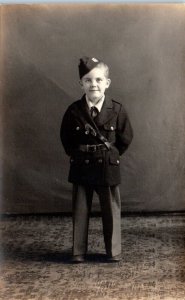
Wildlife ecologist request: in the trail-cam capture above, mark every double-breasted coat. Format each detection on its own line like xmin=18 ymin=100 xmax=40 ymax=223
xmin=60 ymin=94 xmax=133 ymax=186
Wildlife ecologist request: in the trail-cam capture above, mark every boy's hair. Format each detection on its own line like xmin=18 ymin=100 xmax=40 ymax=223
xmin=96 ymin=62 xmax=110 ymax=78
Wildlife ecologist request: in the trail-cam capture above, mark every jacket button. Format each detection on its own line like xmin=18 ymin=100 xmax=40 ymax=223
xmin=76 ymin=126 xmax=80 ymax=131
xmin=110 ymin=126 xmax=114 ymax=130
xmin=85 ymin=159 xmax=89 ymax=164
xmin=98 ymin=159 xmax=103 ymax=163
xmin=85 ymin=131 xmax=89 ymax=135
xmin=116 ymin=160 xmax=120 ymax=164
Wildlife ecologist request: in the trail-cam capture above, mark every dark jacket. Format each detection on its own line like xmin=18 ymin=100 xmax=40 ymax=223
xmin=60 ymin=94 xmax=133 ymax=186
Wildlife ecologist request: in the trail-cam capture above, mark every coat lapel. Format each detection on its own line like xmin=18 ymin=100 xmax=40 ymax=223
xmin=78 ymin=95 xmax=95 ymax=127
xmin=95 ymin=95 xmax=117 ymax=126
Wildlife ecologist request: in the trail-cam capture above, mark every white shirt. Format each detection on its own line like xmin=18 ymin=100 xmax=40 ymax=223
xmin=86 ymin=95 xmax=105 ymax=113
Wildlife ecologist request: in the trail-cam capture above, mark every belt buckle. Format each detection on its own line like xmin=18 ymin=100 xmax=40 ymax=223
xmin=88 ymin=145 xmax=96 ymax=152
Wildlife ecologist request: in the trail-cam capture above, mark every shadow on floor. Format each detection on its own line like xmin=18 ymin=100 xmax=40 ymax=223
xmin=1 ymin=246 xmax=112 ymax=264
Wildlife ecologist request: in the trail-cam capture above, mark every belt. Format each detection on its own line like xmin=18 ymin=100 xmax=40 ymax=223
xmin=78 ymin=144 xmax=107 ymax=152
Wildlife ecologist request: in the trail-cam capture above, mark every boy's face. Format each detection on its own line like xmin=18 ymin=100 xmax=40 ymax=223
xmin=80 ymin=67 xmax=111 ymax=103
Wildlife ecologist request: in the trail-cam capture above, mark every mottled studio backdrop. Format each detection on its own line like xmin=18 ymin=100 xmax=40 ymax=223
xmin=1 ymin=4 xmax=185 ymax=213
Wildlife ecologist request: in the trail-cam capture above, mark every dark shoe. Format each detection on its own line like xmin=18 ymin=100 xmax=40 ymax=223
xmin=71 ymin=255 xmax=85 ymax=263
xmin=107 ymin=254 xmax=122 ymax=262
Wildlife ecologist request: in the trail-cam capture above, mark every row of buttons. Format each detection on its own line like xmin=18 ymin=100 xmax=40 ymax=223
xmin=76 ymin=126 xmax=115 ymax=131
xmin=85 ymin=159 xmax=103 ymax=164
xmin=71 ymin=158 xmax=120 ymax=165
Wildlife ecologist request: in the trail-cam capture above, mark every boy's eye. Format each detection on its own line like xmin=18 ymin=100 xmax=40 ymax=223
xmin=96 ymin=78 xmax=102 ymax=82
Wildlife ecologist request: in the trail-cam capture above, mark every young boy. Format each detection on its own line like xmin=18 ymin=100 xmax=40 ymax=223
xmin=60 ymin=56 xmax=133 ymax=262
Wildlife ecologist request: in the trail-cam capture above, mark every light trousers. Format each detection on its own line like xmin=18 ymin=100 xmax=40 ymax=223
xmin=72 ymin=184 xmax=121 ymax=257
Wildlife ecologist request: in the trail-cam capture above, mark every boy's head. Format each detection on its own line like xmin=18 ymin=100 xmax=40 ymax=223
xmin=79 ymin=56 xmax=111 ymax=103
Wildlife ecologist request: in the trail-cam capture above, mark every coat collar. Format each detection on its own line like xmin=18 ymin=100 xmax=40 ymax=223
xmin=78 ymin=94 xmax=116 ymax=126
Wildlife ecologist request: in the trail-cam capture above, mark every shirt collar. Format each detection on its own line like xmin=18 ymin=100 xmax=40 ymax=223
xmin=85 ymin=95 xmax=105 ymax=112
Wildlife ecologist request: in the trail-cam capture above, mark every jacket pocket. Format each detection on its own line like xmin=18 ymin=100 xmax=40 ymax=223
xmin=103 ymin=124 xmax=116 ymax=131
xmin=103 ymin=123 xmax=117 ymax=142
xmin=70 ymin=156 xmax=84 ymax=165
xmin=109 ymin=156 xmax=120 ymax=166
xmin=72 ymin=124 xmax=83 ymax=133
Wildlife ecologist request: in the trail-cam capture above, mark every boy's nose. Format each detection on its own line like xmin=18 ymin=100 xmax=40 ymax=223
xmin=90 ymin=80 xmax=97 ymax=87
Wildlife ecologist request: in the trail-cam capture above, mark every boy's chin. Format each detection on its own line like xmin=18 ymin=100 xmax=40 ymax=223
xmin=87 ymin=94 xmax=104 ymax=103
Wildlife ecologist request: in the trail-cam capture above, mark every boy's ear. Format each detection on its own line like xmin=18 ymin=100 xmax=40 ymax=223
xmin=79 ymin=80 xmax=84 ymax=89
xmin=106 ymin=78 xmax=111 ymax=88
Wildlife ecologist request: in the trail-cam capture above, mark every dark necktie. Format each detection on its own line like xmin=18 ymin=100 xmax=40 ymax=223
xmin=90 ymin=106 xmax=99 ymax=118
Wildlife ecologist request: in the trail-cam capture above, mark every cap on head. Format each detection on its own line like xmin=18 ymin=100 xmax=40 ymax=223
xmin=79 ymin=56 xmax=101 ymax=79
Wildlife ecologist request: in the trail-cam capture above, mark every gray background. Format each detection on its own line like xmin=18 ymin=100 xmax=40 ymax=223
xmin=1 ymin=4 xmax=185 ymax=213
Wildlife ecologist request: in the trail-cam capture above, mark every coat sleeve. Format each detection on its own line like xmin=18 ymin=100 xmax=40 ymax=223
xmin=115 ymin=104 xmax=133 ymax=156
xmin=60 ymin=106 xmax=75 ymax=156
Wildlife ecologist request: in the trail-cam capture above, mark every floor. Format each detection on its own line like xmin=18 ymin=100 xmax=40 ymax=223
xmin=0 ymin=214 xmax=185 ymax=300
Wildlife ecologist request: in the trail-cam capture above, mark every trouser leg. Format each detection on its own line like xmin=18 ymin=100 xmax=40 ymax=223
xmin=72 ymin=184 xmax=93 ymax=255
xmin=96 ymin=185 xmax=121 ymax=257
